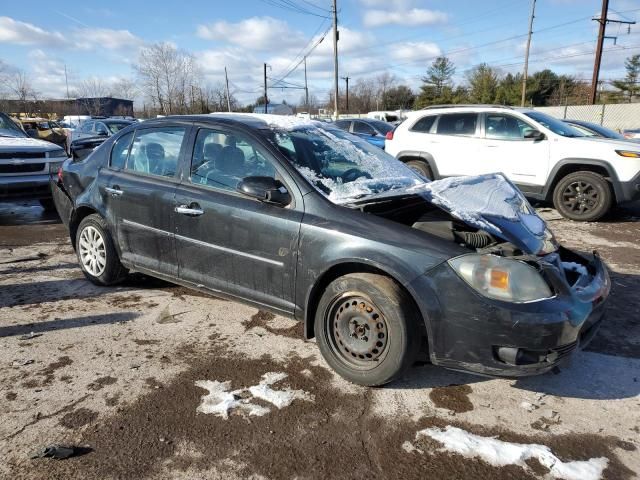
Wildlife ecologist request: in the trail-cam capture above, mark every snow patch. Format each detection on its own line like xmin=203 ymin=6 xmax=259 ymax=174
xmin=195 ymin=372 xmax=313 ymax=419
xmin=413 ymin=426 xmax=608 ymax=480
xmin=0 ymin=136 xmax=57 ymax=149
xmin=562 ymin=262 xmax=588 ymax=276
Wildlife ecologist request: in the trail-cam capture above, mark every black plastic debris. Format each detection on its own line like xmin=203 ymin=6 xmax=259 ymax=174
xmin=30 ymin=444 xmax=92 ymax=460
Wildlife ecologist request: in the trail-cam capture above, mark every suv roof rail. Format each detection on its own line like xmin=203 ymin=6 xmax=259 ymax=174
xmin=419 ymin=104 xmax=514 ymax=110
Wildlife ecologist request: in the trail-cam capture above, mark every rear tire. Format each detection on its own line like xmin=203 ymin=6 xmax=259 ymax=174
xmin=405 ymin=159 xmax=432 ymax=180
xmin=552 ymin=171 xmax=612 ymax=221
xmin=315 ymin=273 xmax=422 ymax=386
xmin=76 ymin=214 xmax=128 ymax=286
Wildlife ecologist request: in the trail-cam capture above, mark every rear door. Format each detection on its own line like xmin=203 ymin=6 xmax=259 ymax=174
xmin=174 ymin=125 xmax=303 ymax=312
xmin=430 ymin=112 xmax=482 ymax=177
xmin=106 ymin=124 xmax=190 ymax=277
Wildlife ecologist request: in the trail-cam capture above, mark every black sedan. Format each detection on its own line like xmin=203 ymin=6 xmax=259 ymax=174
xmin=51 ymin=114 xmax=609 ymax=386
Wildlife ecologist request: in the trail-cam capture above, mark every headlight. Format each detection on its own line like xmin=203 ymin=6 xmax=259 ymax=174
xmin=47 ymin=149 xmax=68 ymax=158
xmin=448 ymin=254 xmax=553 ymax=303
xmin=615 ymin=150 xmax=640 ymax=158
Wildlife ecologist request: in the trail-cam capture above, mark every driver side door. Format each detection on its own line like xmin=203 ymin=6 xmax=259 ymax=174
xmin=174 ymin=126 xmax=304 ymax=313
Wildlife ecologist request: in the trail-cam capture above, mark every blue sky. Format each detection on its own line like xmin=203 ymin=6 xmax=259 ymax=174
xmin=1 ymin=0 xmax=639 ymax=106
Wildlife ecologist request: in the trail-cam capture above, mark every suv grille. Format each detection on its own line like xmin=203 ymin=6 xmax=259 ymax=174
xmin=0 ymin=163 xmax=46 ymax=174
xmin=0 ymin=151 xmax=47 ymax=159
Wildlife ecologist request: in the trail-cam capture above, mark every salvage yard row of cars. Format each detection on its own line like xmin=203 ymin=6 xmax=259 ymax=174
xmin=1 ymin=107 xmax=639 ymax=385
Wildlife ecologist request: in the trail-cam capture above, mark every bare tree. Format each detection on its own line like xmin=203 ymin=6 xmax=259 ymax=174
xmin=373 ymin=72 xmax=397 ymax=110
xmin=111 ymin=78 xmax=138 ymax=101
xmin=135 ymin=42 xmax=201 ymax=115
xmin=7 ymin=70 xmax=39 ymax=115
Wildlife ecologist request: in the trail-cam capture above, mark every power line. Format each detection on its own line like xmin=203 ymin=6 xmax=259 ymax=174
xmin=258 ymin=0 xmax=330 ymax=18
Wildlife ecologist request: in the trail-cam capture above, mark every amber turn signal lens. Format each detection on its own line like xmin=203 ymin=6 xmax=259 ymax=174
xmin=490 ymin=269 xmax=509 ymax=290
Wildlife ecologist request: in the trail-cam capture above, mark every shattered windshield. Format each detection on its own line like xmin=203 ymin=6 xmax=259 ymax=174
xmin=268 ymin=125 xmax=424 ymax=204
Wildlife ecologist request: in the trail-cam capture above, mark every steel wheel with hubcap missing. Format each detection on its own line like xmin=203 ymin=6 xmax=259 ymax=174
xmin=79 ymin=225 xmax=106 ymax=276
xmin=327 ymin=294 xmax=389 ymax=369
xmin=315 ymin=273 xmax=421 ymax=386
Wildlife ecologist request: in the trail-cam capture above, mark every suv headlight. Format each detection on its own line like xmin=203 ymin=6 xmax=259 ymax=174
xmin=448 ymin=254 xmax=553 ymax=303
xmin=47 ymin=149 xmax=68 ymax=158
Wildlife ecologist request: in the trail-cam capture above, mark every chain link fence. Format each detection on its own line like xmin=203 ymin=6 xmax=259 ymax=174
xmin=533 ymin=103 xmax=640 ymax=131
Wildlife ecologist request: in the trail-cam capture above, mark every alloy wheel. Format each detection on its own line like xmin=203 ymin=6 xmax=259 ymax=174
xmin=78 ymin=225 xmax=107 ymax=277
xmin=561 ymin=180 xmax=599 ymax=216
xmin=326 ymin=294 xmax=389 ymax=369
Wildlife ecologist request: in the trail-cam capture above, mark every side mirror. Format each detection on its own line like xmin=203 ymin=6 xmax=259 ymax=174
xmin=26 ymin=129 xmax=39 ymax=139
xmin=237 ymin=176 xmax=291 ymax=207
xmin=524 ymin=129 xmax=545 ymax=140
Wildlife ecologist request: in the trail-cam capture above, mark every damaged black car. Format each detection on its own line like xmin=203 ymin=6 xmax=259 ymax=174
xmin=51 ymin=114 xmax=610 ymax=386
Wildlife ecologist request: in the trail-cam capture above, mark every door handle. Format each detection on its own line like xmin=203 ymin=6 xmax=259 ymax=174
xmin=105 ymin=186 xmax=123 ymax=196
xmin=175 ymin=204 xmax=204 ymax=216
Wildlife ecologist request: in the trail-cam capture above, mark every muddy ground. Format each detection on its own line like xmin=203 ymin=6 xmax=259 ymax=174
xmin=1 ymin=200 xmax=639 ymax=479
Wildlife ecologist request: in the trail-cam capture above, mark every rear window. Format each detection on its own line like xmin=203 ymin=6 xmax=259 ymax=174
xmin=410 ymin=116 xmax=436 ymax=133
xmin=436 ymin=113 xmax=478 ymax=136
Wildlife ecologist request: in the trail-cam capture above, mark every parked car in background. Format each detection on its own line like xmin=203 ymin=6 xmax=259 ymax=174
xmin=19 ymin=117 xmax=69 ymax=151
xmin=52 ymin=113 xmax=609 ymax=386
xmin=334 ymin=118 xmax=394 ymax=149
xmin=622 ymin=128 xmax=640 ymax=140
xmin=70 ymin=135 xmax=109 ymax=162
xmin=563 ymin=119 xmax=636 ymax=142
xmin=72 ymin=118 xmax=134 ymax=141
xmin=0 ymin=112 xmax=68 ymax=210
xmin=63 ymin=115 xmax=91 ymax=128
xmin=385 ymin=105 xmax=640 ymax=221
xmin=367 ymin=110 xmax=407 ymax=124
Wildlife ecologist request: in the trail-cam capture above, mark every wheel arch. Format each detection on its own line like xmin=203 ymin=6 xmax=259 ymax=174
xmin=544 ymin=158 xmax=621 ymax=203
xmin=396 ymin=150 xmax=439 ymax=179
xmin=69 ymin=205 xmax=101 ymax=250
xmin=303 ymin=261 xmax=427 ymax=343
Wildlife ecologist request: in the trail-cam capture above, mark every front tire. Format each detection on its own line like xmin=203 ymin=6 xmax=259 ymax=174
xmin=315 ymin=273 xmax=422 ymax=386
xmin=552 ymin=171 xmax=612 ymax=221
xmin=76 ymin=214 xmax=128 ymax=286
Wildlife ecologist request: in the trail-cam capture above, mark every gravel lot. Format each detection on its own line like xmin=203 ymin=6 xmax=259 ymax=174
xmin=1 ymin=200 xmax=639 ymax=480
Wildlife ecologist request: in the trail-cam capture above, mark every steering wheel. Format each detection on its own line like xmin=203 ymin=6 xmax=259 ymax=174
xmin=341 ymin=168 xmax=372 ymax=183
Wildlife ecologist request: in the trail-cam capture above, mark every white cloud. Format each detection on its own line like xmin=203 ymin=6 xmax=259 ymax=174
xmin=0 ymin=16 xmax=66 ymax=46
xmin=74 ymin=28 xmax=143 ymax=50
xmin=363 ymin=8 xmax=448 ymax=28
xmin=197 ymin=16 xmax=305 ymax=51
xmin=392 ymin=41 xmax=441 ymax=62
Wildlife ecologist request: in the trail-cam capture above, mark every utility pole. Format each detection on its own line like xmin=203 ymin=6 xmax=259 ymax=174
xmin=64 ymin=64 xmax=70 ymax=99
xmin=341 ymin=76 xmax=350 ymax=112
xmin=304 ymin=56 xmax=309 ymax=112
xmin=521 ymin=0 xmax=536 ymax=107
xmin=590 ymin=0 xmax=635 ymax=104
xmin=332 ymin=0 xmax=339 ymax=119
xmin=263 ymin=63 xmax=268 ymax=114
xmin=224 ymin=66 xmax=232 ymax=112
xmin=591 ymin=0 xmax=609 ymax=105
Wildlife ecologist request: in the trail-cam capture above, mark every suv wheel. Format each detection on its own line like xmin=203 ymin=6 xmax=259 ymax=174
xmin=76 ymin=214 xmax=128 ymax=285
xmin=552 ymin=171 xmax=612 ymax=221
xmin=315 ymin=273 xmax=421 ymax=386
xmin=405 ymin=160 xmax=432 ymax=180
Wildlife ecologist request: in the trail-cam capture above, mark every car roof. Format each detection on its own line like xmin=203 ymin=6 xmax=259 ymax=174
xmin=143 ymin=113 xmax=326 ymax=131
xmin=406 ymin=106 xmax=534 ymax=117
xmin=102 ymin=119 xmax=134 ymax=124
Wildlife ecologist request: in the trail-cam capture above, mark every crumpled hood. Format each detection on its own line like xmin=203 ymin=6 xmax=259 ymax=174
xmin=417 ymin=173 xmax=558 ymax=255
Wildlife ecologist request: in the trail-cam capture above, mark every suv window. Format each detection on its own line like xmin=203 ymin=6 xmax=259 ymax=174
xmin=126 ymin=127 xmax=186 ymax=178
xmin=110 ymin=132 xmax=134 ymax=169
xmin=353 ymin=121 xmax=375 ymax=135
xmin=334 ymin=120 xmax=351 ymax=131
xmin=436 ymin=113 xmax=478 ymax=136
xmin=410 ymin=115 xmax=436 ymax=133
xmin=485 ymin=114 xmax=533 ymax=140
xmin=79 ymin=122 xmax=93 ymax=134
xmin=190 ymin=129 xmax=276 ymax=192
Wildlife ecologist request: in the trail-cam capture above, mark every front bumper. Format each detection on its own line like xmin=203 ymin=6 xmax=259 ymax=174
xmin=412 ymin=250 xmax=610 ymax=377
xmin=617 ymin=171 xmax=640 ymax=203
xmin=0 ymin=174 xmax=51 ymax=200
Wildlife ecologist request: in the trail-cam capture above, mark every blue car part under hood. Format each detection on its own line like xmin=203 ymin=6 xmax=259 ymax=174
xmin=417 ymin=173 xmax=558 ymax=255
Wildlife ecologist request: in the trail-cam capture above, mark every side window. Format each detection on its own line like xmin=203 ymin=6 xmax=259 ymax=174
xmin=353 ymin=121 xmax=375 ymax=135
xmin=110 ymin=132 xmax=133 ymax=169
xmin=190 ymin=128 xmax=276 ymax=192
xmin=80 ymin=122 xmax=93 ymax=133
xmin=410 ymin=115 xmax=436 ymax=133
xmin=95 ymin=123 xmax=109 ymax=136
xmin=126 ymin=127 xmax=186 ymax=178
xmin=485 ymin=114 xmax=533 ymax=140
xmin=436 ymin=113 xmax=478 ymax=136
xmin=334 ymin=120 xmax=350 ymax=131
